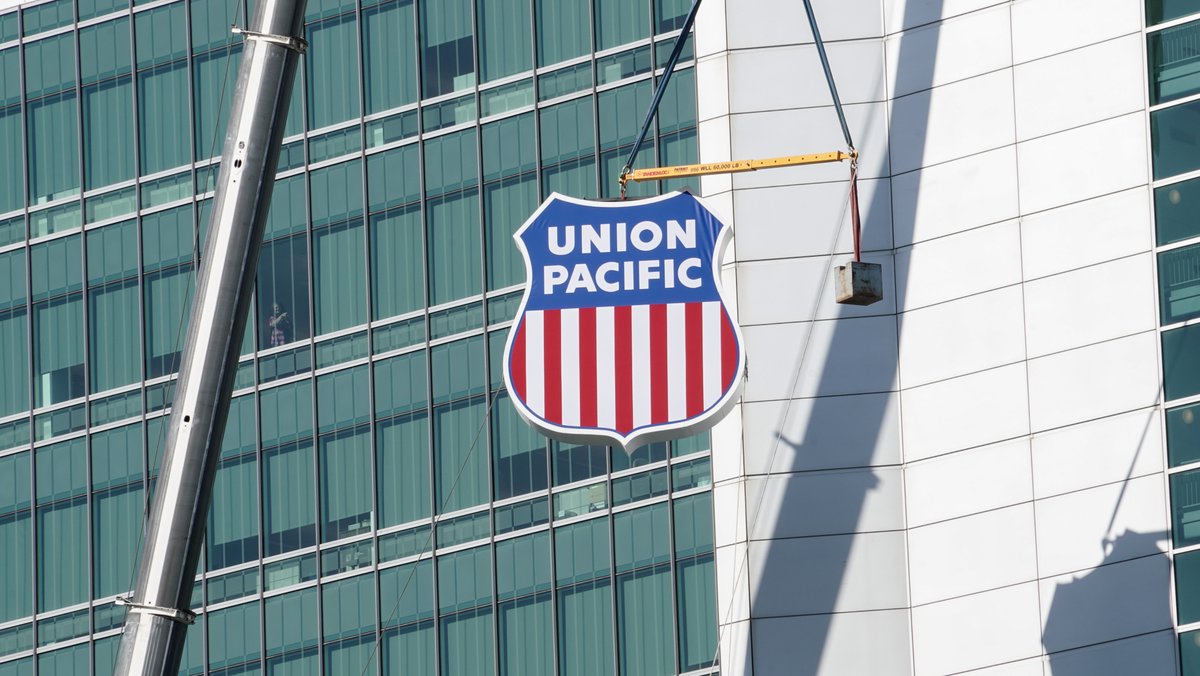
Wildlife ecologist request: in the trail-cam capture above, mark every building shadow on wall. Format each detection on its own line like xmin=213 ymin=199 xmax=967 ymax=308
xmin=731 ymin=0 xmax=943 ymax=674
xmin=1042 ymin=530 xmax=1171 ymax=676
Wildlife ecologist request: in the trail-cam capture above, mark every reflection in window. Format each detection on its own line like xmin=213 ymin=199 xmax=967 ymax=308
xmin=1174 ymin=469 xmax=1200 ymax=548
xmin=1161 ymin=243 xmax=1200 ymax=325
xmin=257 ymin=234 xmax=311 ymax=350
xmin=493 ymin=393 xmax=548 ymax=500
xmin=0 ymin=250 xmax=28 ymax=417
xmin=1157 ymin=176 xmax=1200 ymax=246
xmin=420 ymin=0 xmax=474 ymax=97
xmin=0 ymin=107 xmax=22 ymax=214
xmin=596 ymin=0 xmax=649 ymax=51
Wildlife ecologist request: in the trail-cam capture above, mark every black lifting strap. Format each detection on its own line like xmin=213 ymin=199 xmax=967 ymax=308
xmin=619 ymin=0 xmax=705 ymax=199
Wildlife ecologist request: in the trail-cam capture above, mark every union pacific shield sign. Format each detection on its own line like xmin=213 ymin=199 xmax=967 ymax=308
xmin=503 ymin=191 xmax=746 ymax=451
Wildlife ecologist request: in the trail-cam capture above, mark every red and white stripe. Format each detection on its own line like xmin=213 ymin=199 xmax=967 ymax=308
xmin=510 ymin=302 xmax=739 ymax=434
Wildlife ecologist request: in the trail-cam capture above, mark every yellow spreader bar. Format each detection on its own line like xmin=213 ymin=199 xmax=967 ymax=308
xmin=625 ymin=150 xmax=855 ymax=183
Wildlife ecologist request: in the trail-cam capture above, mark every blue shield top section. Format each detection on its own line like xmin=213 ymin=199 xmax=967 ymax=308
xmin=517 ymin=193 xmax=727 ymax=311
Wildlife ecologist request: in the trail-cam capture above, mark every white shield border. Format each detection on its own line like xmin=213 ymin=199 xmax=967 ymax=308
xmin=501 ymin=191 xmax=746 ymax=453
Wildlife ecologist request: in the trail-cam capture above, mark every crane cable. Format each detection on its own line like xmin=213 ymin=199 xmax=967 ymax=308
xmin=617 ymin=0 xmax=705 ymax=199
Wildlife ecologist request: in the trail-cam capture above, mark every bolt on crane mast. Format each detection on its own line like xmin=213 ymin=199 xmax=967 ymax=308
xmin=112 ymin=0 xmax=307 ymax=672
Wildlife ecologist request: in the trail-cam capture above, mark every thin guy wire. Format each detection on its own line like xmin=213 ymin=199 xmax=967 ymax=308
xmin=357 ymin=388 xmax=503 ymax=676
xmin=800 ymin=0 xmax=855 ymax=151
xmin=707 ymin=178 xmax=854 ymax=671
xmin=619 ymin=0 xmax=704 ymax=188
xmin=125 ymin=0 xmax=246 ymax=601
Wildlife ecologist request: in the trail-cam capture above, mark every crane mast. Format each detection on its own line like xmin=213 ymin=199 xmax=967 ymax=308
xmin=113 ymin=0 xmax=307 ymax=671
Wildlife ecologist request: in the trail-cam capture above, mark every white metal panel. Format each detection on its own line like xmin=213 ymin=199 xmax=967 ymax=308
xmin=905 ymin=437 xmax=1033 ymax=526
xmin=907 ymin=503 xmax=1038 ymax=605
xmin=1030 ymin=408 xmax=1164 ymax=500
xmin=895 ymin=218 xmax=1023 ymax=310
xmin=741 ymin=392 xmax=902 ymax=473
xmin=889 ymin=69 xmax=1015 ymax=175
xmin=748 ymin=531 xmax=909 ymax=616
xmin=1034 ymin=474 xmax=1168 ymax=578
xmin=1010 ymin=0 xmax=1141 ymax=64
xmin=892 ymin=145 xmax=1019 ymax=247
xmin=885 ymin=3 xmax=1012 ymax=98
xmin=1039 ymin=556 xmax=1173 ymax=655
xmin=741 ymin=315 xmax=899 ymax=402
xmin=910 ymin=582 xmax=1043 ymax=676
xmin=901 ymin=363 xmax=1030 ymax=460
xmin=745 ymin=467 xmax=905 ymax=539
xmin=898 ymin=285 xmax=1027 ymax=387
xmin=1024 ymin=254 xmax=1156 ymax=359
xmin=752 ymin=610 xmax=913 ymax=676
xmin=734 ymin=178 xmax=894 ymax=260
xmin=1026 ymin=331 xmax=1159 ymax=433
xmin=1017 ymin=112 xmax=1148 ymax=216
xmin=1013 ymin=33 xmax=1144 ymax=141
xmin=1021 ymin=187 xmax=1152 ymax=281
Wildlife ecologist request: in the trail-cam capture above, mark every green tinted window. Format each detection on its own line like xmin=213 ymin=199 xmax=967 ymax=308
xmin=1153 ymin=100 xmax=1200 ymax=180
xmin=484 ymin=174 xmax=536 ymax=290
xmin=558 ymin=579 xmax=614 ymax=675
xmin=597 ymin=0 xmax=649 ymax=50
xmin=83 ymin=76 xmax=136 ymax=191
xmin=80 ymin=18 xmax=132 ymax=84
xmin=208 ymin=452 xmax=259 ymax=569
xmin=0 ymin=452 xmax=31 ymax=622
xmin=1150 ymin=20 xmax=1200 ymax=105
xmin=0 ymin=249 xmax=28 ymax=417
xmin=420 ymin=0 xmax=474 ymax=97
xmin=36 ymin=438 xmax=87 ymax=611
xmin=313 ymin=219 xmax=367 ymax=334
xmin=264 ymin=440 xmax=317 ymax=555
xmin=206 ymin=602 xmax=261 ymax=670
xmin=363 ymin=0 xmax=418 ymax=113
xmin=371 ymin=205 xmax=425 ymax=320
xmin=1164 ymin=324 xmax=1200 ymax=401
xmin=307 ymin=13 xmax=361 ymax=129
xmin=377 ymin=411 xmax=430 ymax=526
xmin=138 ymin=61 xmax=191 ymax=175
xmin=493 ymin=393 xmax=547 ymax=500
xmin=1157 ymin=176 xmax=1200 ymax=246
xmin=434 ymin=397 xmax=488 ymax=512
xmin=258 ymin=233 xmax=312 ymax=349
xmin=367 ymin=142 xmax=420 ymax=212
xmin=28 ymin=92 xmax=80 ymax=203
xmin=427 ymin=189 xmax=481 ymax=304
xmin=1169 ymin=402 xmax=1200 ymax=467
xmin=677 ymin=554 xmax=717 ymax=671
xmin=1160 ymin=243 xmax=1200 ymax=325
xmin=0 ymin=107 xmax=22 ymax=214
xmin=1172 ymin=468 xmax=1200 ymax=548
xmin=320 ymin=425 xmax=372 ymax=541
xmin=479 ymin=0 xmax=531 ymax=82
xmin=265 ymin=586 xmax=319 ymax=657
xmin=1149 ymin=0 xmax=1200 ymax=25
xmin=24 ymin=33 xmax=75 ymax=97
xmin=194 ymin=46 xmax=242 ymax=160
xmin=537 ymin=0 xmax=589 ymax=66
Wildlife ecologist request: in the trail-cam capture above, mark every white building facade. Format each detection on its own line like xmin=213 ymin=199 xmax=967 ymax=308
xmin=696 ymin=0 xmax=1191 ymax=673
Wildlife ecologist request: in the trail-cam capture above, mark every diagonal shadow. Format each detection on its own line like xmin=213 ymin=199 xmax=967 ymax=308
xmin=732 ymin=1 xmax=942 ymax=674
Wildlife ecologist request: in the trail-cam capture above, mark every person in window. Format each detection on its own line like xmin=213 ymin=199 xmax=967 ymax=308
xmin=268 ymin=302 xmax=289 ymax=347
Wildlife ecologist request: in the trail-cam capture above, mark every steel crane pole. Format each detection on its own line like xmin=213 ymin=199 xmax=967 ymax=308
xmin=113 ymin=0 xmax=306 ymax=672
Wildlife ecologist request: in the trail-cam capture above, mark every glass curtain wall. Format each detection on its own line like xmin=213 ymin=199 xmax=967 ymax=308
xmin=1149 ymin=1 xmax=1200 ymax=673
xmin=0 ymin=0 xmax=709 ymax=672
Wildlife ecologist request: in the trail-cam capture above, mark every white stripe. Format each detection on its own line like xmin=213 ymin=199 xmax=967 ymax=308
xmin=560 ymin=309 xmax=580 ymax=427
xmin=595 ymin=307 xmax=616 ymax=429
xmin=631 ymin=305 xmax=652 ymax=428
xmin=667 ymin=303 xmax=688 ymax=421
xmin=702 ymin=301 xmax=722 ymax=407
xmin=525 ymin=310 xmax=544 ymax=417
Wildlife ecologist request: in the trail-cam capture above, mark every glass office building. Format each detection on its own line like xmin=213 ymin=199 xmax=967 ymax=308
xmin=0 ymin=0 xmax=715 ymax=673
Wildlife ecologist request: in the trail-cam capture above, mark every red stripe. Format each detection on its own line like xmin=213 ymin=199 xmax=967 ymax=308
xmin=615 ymin=306 xmax=633 ymax=434
xmin=543 ymin=309 xmax=562 ymax=424
xmin=721 ymin=309 xmax=738 ymax=390
xmin=650 ymin=304 xmax=668 ymax=424
xmin=578 ymin=307 xmax=597 ymax=428
xmin=510 ymin=322 xmax=526 ymax=401
xmin=685 ymin=303 xmax=704 ymax=416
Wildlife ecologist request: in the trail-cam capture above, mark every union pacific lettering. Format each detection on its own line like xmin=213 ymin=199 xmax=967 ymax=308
xmin=541 ymin=219 xmax=702 ymax=295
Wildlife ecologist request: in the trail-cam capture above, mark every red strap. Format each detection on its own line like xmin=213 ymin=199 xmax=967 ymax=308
xmin=849 ymin=160 xmax=861 ymax=263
